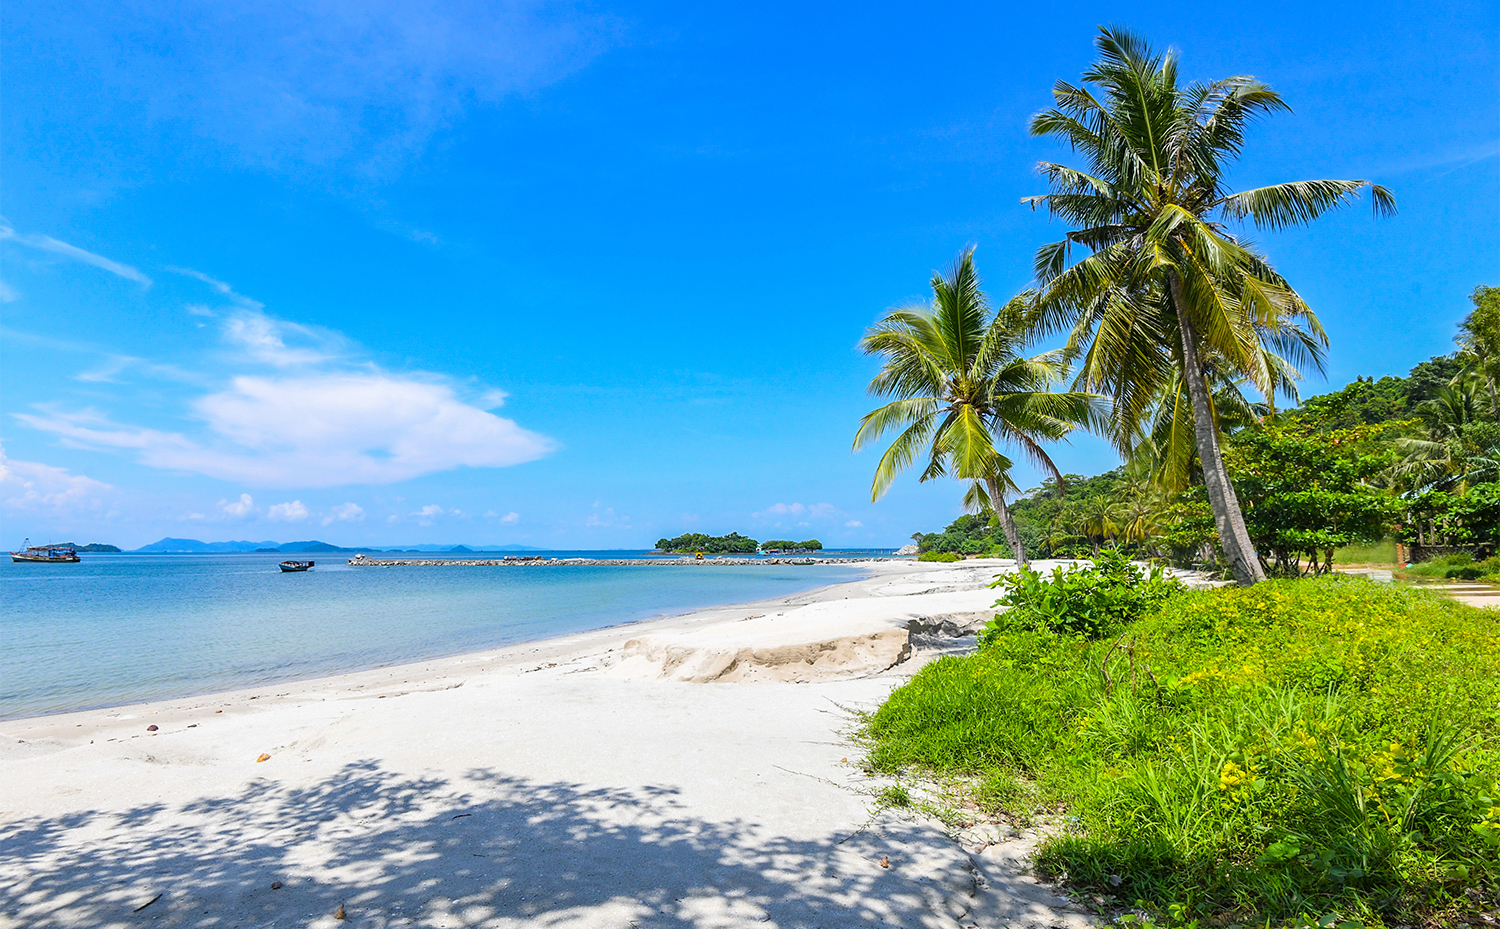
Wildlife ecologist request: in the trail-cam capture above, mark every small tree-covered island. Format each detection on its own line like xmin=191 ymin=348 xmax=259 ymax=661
xmin=653 ymin=532 xmax=759 ymax=554
xmin=653 ymin=533 xmax=824 ymax=553
xmin=759 ymin=539 xmax=823 ymax=552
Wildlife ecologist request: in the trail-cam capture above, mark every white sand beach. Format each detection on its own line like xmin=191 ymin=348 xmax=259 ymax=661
xmin=0 ymin=559 xmax=1094 ymax=929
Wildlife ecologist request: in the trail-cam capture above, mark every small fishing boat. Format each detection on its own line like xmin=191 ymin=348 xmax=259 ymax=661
xmin=10 ymin=540 xmax=80 ymax=563
xmin=279 ymin=560 xmax=314 ymax=572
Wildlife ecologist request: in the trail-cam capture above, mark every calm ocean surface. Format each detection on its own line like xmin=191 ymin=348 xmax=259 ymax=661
xmin=0 ymin=553 xmax=868 ymax=720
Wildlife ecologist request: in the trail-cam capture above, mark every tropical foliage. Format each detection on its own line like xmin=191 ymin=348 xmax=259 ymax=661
xmin=859 ymin=25 xmax=1496 ymax=929
xmin=1025 ymin=28 xmax=1391 ymax=585
xmin=854 ymin=248 xmax=1100 ymax=567
xmin=911 ymin=321 xmax=1500 ymax=574
xmin=759 ymin=539 xmax=823 ymax=552
xmin=986 ymin=548 xmax=1180 ymax=638
xmin=864 ymin=578 xmax=1500 ymax=925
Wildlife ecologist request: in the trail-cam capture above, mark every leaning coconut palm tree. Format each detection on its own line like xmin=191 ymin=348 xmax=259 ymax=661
xmin=1026 ymin=27 xmax=1394 ymax=585
xmin=855 ymin=248 xmax=1102 ymax=568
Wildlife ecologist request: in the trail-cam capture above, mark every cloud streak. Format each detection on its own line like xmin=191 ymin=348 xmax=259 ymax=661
xmin=222 ymin=309 xmax=344 ymax=367
xmin=168 ymin=266 xmax=265 ymax=310
xmin=0 ymin=223 xmax=151 ymax=285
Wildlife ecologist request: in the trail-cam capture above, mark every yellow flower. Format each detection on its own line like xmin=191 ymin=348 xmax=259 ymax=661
xmin=1219 ymin=761 xmax=1249 ymax=791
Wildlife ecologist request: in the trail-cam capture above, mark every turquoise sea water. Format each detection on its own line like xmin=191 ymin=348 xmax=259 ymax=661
xmin=0 ymin=553 xmax=866 ymax=720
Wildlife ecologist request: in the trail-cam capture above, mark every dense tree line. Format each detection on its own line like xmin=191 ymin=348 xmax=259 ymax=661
xmin=653 ymin=532 xmax=758 ymax=554
xmin=912 ymin=286 xmax=1500 ymax=573
xmin=759 ymin=540 xmax=823 ymax=552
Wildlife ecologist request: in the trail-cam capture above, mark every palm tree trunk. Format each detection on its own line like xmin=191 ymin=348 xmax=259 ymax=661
xmin=1169 ymin=273 xmax=1266 ymax=586
xmin=986 ymin=476 xmax=1029 ymax=570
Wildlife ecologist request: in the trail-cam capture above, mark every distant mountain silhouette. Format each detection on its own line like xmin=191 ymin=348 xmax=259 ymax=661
xmin=277 ymin=541 xmax=348 ymax=553
xmin=134 ymin=538 xmax=280 ymax=553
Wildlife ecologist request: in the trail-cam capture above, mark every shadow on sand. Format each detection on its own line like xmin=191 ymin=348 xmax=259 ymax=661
xmin=2 ymin=759 xmax=986 ymax=928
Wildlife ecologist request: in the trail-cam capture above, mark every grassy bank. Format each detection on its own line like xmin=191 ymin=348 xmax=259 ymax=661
xmin=1399 ymin=553 xmax=1500 ymax=584
xmin=1333 ymin=537 xmax=1396 ymax=566
xmin=864 ymin=577 xmax=1499 ymax=925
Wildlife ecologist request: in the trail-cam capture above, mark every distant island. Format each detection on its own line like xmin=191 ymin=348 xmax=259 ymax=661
xmin=759 ymin=539 xmax=823 ymax=552
xmin=655 ymin=532 xmax=758 ymax=554
xmin=39 ymin=542 xmax=122 ymax=552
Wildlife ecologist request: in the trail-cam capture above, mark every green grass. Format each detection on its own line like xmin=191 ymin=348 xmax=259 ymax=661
xmin=1333 ymin=536 xmax=1396 ymax=565
xmin=1400 ymin=553 xmax=1500 ymax=583
xmin=863 ymin=578 xmax=1500 ymax=926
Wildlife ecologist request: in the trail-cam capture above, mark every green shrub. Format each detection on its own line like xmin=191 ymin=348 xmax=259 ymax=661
xmin=865 ymin=578 xmax=1500 ymax=925
xmin=985 ymin=548 xmax=1182 ymax=640
xmin=1403 ymin=552 xmax=1500 ymax=583
xmin=918 ymin=551 xmax=961 ymax=563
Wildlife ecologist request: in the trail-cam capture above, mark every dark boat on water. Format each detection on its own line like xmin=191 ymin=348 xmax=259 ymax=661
xmin=10 ymin=540 xmax=80 ymax=563
xmin=279 ymin=560 xmax=314 ymax=572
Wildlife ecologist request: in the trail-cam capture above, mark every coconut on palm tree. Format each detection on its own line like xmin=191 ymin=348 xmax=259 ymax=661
xmin=1026 ymin=27 xmax=1394 ymax=585
xmin=854 ymin=248 xmax=1102 ymax=568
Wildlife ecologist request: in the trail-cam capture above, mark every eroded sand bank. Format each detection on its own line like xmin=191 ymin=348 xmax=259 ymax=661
xmin=0 ymin=558 xmax=1094 ymax=929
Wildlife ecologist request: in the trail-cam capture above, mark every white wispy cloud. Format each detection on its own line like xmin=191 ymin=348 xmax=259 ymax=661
xmin=219 ymin=493 xmax=255 ymax=517
xmin=16 ymin=300 xmax=554 ymax=489
xmin=412 ymin=504 xmax=444 ymax=526
xmin=75 ymin=355 xmax=139 ymax=384
xmin=28 ymin=2 xmax=621 ymax=181
xmin=16 ymin=371 xmax=553 ymax=488
xmin=168 ymin=266 xmax=265 ymax=310
xmin=752 ymin=502 xmax=840 ymax=520
xmin=222 ymin=309 xmax=344 ymax=367
xmin=845 ymin=520 xmax=863 ymax=528
xmin=0 ymin=279 xmax=18 ymax=302
xmin=499 ymin=511 xmax=520 ymax=525
xmin=0 ymin=222 xmax=152 ymax=285
xmin=323 ymin=502 xmax=364 ymax=526
xmin=268 ymin=500 xmax=309 ymax=522
xmin=585 ymin=502 xmax=628 ymax=528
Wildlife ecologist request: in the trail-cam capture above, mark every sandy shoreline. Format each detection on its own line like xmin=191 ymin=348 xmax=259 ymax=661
xmin=0 ymin=558 xmax=1092 ymax=929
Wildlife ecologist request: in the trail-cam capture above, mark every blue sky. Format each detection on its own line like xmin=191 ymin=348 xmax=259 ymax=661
xmin=2 ymin=0 xmax=1496 ymax=550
